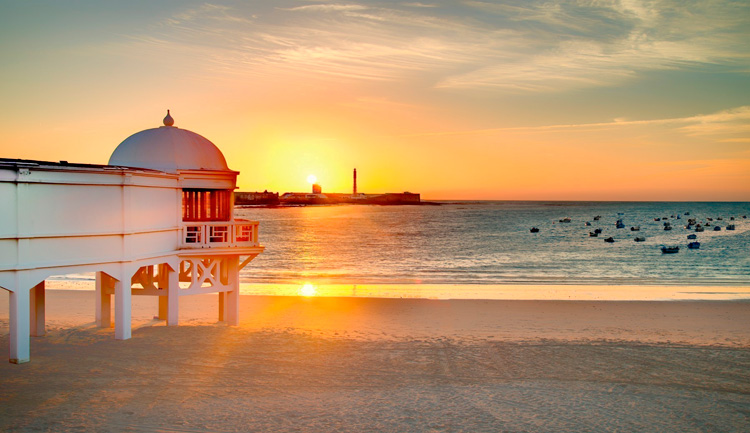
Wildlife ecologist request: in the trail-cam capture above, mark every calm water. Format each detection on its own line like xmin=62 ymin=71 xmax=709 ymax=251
xmin=236 ymin=201 xmax=750 ymax=286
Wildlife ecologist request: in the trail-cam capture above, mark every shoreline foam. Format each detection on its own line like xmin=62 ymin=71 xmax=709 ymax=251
xmin=38 ymin=278 xmax=750 ymax=301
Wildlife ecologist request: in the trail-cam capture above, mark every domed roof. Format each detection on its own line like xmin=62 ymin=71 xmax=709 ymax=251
xmin=109 ymin=111 xmax=229 ymax=172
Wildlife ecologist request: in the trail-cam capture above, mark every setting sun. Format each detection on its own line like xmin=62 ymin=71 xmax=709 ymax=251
xmin=300 ymin=283 xmax=317 ymax=297
xmin=306 ymin=175 xmax=317 ymax=185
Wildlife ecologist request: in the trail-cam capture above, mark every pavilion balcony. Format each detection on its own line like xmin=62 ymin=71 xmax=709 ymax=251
xmin=180 ymin=219 xmax=259 ymax=249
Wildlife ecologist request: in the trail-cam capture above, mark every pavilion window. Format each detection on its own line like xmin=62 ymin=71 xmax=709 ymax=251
xmin=182 ymin=189 xmax=231 ymax=221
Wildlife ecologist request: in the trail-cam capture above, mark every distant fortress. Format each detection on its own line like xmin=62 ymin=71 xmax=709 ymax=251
xmin=235 ymin=168 xmax=422 ymax=206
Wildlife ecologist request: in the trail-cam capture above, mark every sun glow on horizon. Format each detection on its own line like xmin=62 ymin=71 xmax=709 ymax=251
xmin=307 ymin=174 xmax=318 ymax=185
xmin=300 ymin=283 xmax=317 ymax=297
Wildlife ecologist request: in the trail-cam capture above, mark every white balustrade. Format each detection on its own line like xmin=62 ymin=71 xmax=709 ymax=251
xmin=181 ymin=220 xmax=259 ymax=248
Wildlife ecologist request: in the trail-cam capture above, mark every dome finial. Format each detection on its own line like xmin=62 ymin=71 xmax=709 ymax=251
xmin=163 ymin=109 xmax=174 ymax=127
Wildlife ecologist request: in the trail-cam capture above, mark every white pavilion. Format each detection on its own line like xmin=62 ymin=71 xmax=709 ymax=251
xmin=0 ymin=111 xmax=263 ymax=363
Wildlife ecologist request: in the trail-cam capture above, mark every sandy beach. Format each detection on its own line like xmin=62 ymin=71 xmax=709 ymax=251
xmin=1 ymin=290 xmax=749 ymax=432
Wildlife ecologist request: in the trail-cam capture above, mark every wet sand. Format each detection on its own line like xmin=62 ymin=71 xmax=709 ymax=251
xmin=1 ymin=290 xmax=749 ymax=432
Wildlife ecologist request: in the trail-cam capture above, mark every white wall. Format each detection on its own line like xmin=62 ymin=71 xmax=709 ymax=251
xmin=0 ymin=183 xmax=17 ymax=238
xmin=18 ymin=183 xmax=123 ymax=236
xmin=129 ymin=186 xmax=180 ymax=231
xmin=0 ymin=166 xmax=183 ymax=272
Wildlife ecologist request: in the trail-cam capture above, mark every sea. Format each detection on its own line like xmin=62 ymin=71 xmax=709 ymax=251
xmin=232 ymin=201 xmax=750 ymax=300
xmin=48 ymin=201 xmax=750 ymax=301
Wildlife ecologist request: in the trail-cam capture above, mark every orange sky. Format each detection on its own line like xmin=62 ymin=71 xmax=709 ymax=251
xmin=1 ymin=1 xmax=749 ymax=200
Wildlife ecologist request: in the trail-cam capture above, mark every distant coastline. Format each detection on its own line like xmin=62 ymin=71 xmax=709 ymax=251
xmin=235 ymin=190 xmax=440 ymax=206
xmin=235 ymin=167 xmax=436 ymax=206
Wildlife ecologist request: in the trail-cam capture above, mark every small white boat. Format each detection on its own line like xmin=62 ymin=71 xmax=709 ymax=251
xmin=630 ymin=226 xmax=640 ymax=231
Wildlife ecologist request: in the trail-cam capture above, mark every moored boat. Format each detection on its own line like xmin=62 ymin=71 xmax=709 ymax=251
xmin=634 ymin=236 xmax=645 ymax=242
xmin=687 ymin=242 xmax=700 ymax=249
xmin=661 ymin=246 xmax=679 ymax=254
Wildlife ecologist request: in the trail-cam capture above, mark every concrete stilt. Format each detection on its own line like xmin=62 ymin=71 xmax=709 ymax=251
xmin=158 ymin=296 xmax=168 ymax=320
xmin=9 ymin=287 xmax=30 ymax=364
xmin=218 ymin=292 xmax=226 ymax=322
xmin=226 ymin=257 xmax=239 ymax=326
xmin=167 ymin=265 xmax=179 ymax=326
xmin=95 ymin=272 xmax=112 ymax=328
xmin=29 ymin=281 xmax=45 ymax=337
xmin=114 ymin=278 xmax=131 ymax=340
xmin=218 ymin=259 xmax=228 ymax=322
xmin=157 ymin=264 xmax=168 ymax=320
xmin=226 ymin=289 xmax=239 ymax=326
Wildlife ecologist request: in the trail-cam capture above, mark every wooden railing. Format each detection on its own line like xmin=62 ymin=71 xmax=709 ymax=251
xmin=180 ymin=219 xmax=259 ymax=248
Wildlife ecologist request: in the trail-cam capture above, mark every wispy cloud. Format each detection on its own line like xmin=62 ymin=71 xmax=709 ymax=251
xmin=440 ymin=0 xmax=750 ymax=91
xmin=125 ymin=1 xmax=749 ymax=92
xmin=678 ymin=106 xmax=750 ymax=136
xmin=401 ymin=2 xmax=437 ymax=8
xmin=399 ymin=106 xmax=750 ymax=137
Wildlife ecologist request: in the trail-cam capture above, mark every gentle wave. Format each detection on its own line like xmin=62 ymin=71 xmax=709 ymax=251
xmin=237 ymin=201 xmax=750 ymax=287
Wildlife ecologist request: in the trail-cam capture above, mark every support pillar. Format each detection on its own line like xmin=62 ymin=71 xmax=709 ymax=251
xmin=29 ymin=281 xmax=45 ymax=337
xmin=114 ymin=278 xmax=131 ymax=340
xmin=166 ymin=264 xmax=179 ymax=326
xmin=218 ymin=292 xmax=226 ymax=322
xmin=95 ymin=272 xmax=112 ymax=328
xmin=157 ymin=264 xmax=167 ymax=320
xmin=226 ymin=257 xmax=240 ymax=326
xmin=158 ymin=296 xmax=168 ymax=320
xmin=9 ymin=287 xmax=30 ymax=364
